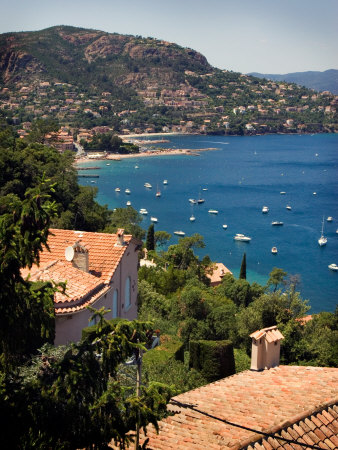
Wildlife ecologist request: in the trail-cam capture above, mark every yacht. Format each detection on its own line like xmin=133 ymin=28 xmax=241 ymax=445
xmin=139 ymin=209 xmax=148 ymax=215
xmin=280 ymin=191 xmax=286 ymax=195
xmin=174 ymin=231 xmax=185 ymax=236
xmin=271 ymin=247 xmax=278 ymax=254
xmin=202 ymin=188 xmax=208 ymax=191
xmin=208 ymin=209 xmax=218 ymax=214
xmin=234 ymin=233 xmax=251 ymax=242
xmin=262 ymin=206 xmax=269 ymax=213
xmin=313 ymin=192 xmax=317 ymax=195
xmin=327 ymin=216 xmax=333 ymax=222
xmin=156 ymin=184 xmax=161 ymax=197
xmin=328 ymin=263 xmax=338 ymax=271
xmin=135 ymin=165 xmax=139 ymax=169
xmin=115 ymin=187 xmax=121 ymax=192
xmin=318 ymin=217 xmax=327 ymax=246
xmin=190 ymin=215 xmax=196 ymax=222
xmin=286 ymin=205 xmax=292 ymax=210
xmin=197 ymin=198 xmax=205 ymax=204
xmin=271 ymin=221 xmax=284 ymax=226
xmin=189 ymin=198 xmax=197 ymax=204
xmin=106 ymin=163 xmax=110 ymax=166
xmin=163 ymin=179 xmax=168 ymax=185
xmin=222 ymin=224 xmax=228 ymax=229
xmin=144 ymin=182 xmax=152 ymax=188
xmin=150 ymin=217 xmax=158 ymax=223
xmin=125 ymin=188 xmax=131 ymax=194
xmin=126 ymin=201 xmax=131 ymax=206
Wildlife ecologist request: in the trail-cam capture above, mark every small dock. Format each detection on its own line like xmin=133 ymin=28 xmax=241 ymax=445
xmin=78 ymin=174 xmax=100 ymax=178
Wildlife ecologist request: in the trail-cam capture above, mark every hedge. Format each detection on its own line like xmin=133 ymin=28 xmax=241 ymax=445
xmin=189 ymin=340 xmax=235 ymax=382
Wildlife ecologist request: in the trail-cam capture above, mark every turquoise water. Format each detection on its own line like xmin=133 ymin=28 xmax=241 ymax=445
xmin=79 ymin=134 xmax=338 ymax=313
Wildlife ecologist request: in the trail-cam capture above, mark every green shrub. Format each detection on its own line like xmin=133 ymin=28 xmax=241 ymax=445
xmin=234 ymin=348 xmax=251 ymax=373
xmin=189 ymin=340 xmax=235 ymax=382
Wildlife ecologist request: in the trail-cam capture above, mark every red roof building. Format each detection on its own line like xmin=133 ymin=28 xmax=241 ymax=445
xmin=22 ymin=228 xmax=141 ymax=345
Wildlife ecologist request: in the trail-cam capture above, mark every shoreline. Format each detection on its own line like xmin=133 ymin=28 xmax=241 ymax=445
xmin=74 ymin=147 xmax=218 ymax=164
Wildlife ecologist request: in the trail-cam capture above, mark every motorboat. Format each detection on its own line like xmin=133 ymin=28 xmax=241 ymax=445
xmin=280 ymin=191 xmax=286 ymax=195
xmin=125 ymin=188 xmax=131 ymax=194
xmin=135 ymin=165 xmax=139 ymax=169
xmin=144 ymin=182 xmax=152 ymax=188
xmin=222 ymin=224 xmax=228 ymax=229
xmin=163 ymin=180 xmax=168 ymax=185
xmin=318 ymin=217 xmax=327 ymax=246
xmin=208 ymin=209 xmax=218 ymax=214
xmin=156 ymin=184 xmax=161 ymax=197
xmin=150 ymin=217 xmax=158 ymax=223
xmin=286 ymin=205 xmax=292 ymax=210
xmin=190 ymin=215 xmax=196 ymax=222
xmin=271 ymin=247 xmax=278 ymax=254
xmin=174 ymin=231 xmax=185 ymax=236
xmin=202 ymin=188 xmax=208 ymax=191
xmin=234 ymin=233 xmax=251 ymax=242
xmin=115 ymin=187 xmax=121 ymax=192
xmin=197 ymin=198 xmax=205 ymax=204
xmin=106 ymin=163 xmax=110 ymax=166
xmin=313 ymin=192 xmax=317 ymax=195
xmin=139 ymin=209 xmax=148 ymax=215
xmin=271 ymin=221 xmax=284 ymax=226
xmin=327 ymin=216 xmax=333 ymax=222
xmin=189 ymin=198 xmax=197 ymax=204
xmin=126 ymin=201 xmax=131 ymax=206
xmin=262 ymin=206 xmax=269 ymax=213
xmin=328 ymin=263 xmax=338 ymax=271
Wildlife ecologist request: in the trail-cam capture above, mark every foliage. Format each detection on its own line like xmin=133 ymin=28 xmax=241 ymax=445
xmin=104 ymin=206 xmax=145 ymax=240
xmin=233 ymin=348 xmax=251 ymax=373
xmin=84 ymin=132 xmax=139 ymax=154
xmin=216 ymin=273 xmax=264 ymax=307
xmin=146 ymin=223 xmax=155 ymax=250
xmin=154 ymin=230 xmax=171 ymax=248
xmin=0 ymin=181 xmax=59 ymax=369
xmin=1 ymin=317 xmax=174 ymax=449
xmin=267 ymin=267 xmax=287 ymax=292
xmin=239 ymin=252 xmax=246 ymax=279
xmin=189 ymin=340 xmax=235 ymax=383
xmin=27 ymin=118 xmax=59 ymax=144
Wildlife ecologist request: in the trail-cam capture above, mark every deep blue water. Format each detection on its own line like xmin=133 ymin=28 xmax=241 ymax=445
xmin=79 ymin=134 xmax=338 ymax=313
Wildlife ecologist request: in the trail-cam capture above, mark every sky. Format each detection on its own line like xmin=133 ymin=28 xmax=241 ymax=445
xmin=0 ymin=0 xmax=337 ymax=74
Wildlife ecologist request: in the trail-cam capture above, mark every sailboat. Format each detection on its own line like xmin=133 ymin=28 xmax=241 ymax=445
xmin=197 ymin=188 xmax=205 ymax=204
xmin=156 ymin=184 xmax=161 ymax=197
xmin=318 ymin=217 xmax=327 ymax=246
xmin=190 ymin=204 xmax=196 ymax=222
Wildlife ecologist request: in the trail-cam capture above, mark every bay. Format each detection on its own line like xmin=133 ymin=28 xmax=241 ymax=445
xmin=79 ymin=134 xmax=338 ymax=313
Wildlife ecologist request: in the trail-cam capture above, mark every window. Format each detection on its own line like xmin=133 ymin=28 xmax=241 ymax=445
xmin=125 ymin=276 xmax=131 ymax=310
xmin=89 ymin=315 xmax=98 ymax=327
xmin=113 ymin=289 xmax=118 ymax=318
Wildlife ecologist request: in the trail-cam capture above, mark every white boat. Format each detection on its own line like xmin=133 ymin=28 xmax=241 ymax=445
xmin=271 ymin=247 xmax=278 ymax=254
xmin=271 ymin=221 xmax=284 ymax=226
xmin=234 ymin=233 xmax=251 ymax=242
xmin=163 ymin=179 xmax=168 ymax=185
xmin=115 ymin=187 xmax=120 ymax=192
xmin=327 ymin=216 xmax=333 ymax=222
xmin=280 ymin=191 xmax=286 ymax=195
xmin=106 ymin=163 xmax=110 ymax=166
xmin=222 ymin=224 xmax=228 ymax=229
xmin=174 ymin=231 xmax=185 ymax=236
xmin=318 ymin=217 xmax=327 ymax=246
xmin=197 ymin=198 xmax=205 ymax=204
xmin=156 ymin=184 xmax=161 ymax=197
xmin=150 ymin=217 xmax=158 ymax=223
xmin=144 ymin=182 xmax=152 ymax=188
xmin=126 ymin=201 xmax=131 ymax=206
xmin=189 ymin=198 xmax=197 ymax=204
xmin=135 ymin=165 xmax=139 ymax=169
xmin=328 ymin=263 xmax=338 ymax=271
xmin=262 ymin=206 xmax=269 ymax=213
xmin=313 ymin=192 xmax=317 ymax=195
xmin=336 ymin=229 xmax=338 ymax=234
xmin=202 ymin=188 xmax=208 ymax=191
xmin=139 ymin=209 xmax=148 ymax=215
xmin=286 ymin=205 xmax=292 ymax=210
xmin=190 ymin=215 xmax=196 ymax=222
xmin=125 ymin=188 xmax=131 ymax=194
xmin=208 ymin=209 xmax=218 ymax=214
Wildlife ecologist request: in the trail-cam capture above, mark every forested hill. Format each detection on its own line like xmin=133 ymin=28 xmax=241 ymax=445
xmin=248 ymin=70 xmax=338 ymax=95
xmin=0 ymin=26 xmax=337 ymax=135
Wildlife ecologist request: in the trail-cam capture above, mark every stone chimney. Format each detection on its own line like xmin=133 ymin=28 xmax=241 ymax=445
xmin=115 ymin=228 xmax=125 ymax=247
xmin=250 ymin=326 xmax=284 ymax=371
xmin=72 ymin=242 xmax=89 ymax=273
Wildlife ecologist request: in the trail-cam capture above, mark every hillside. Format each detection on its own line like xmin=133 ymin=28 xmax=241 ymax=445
xmin=248 ymin=70 xmax=338 ymax=95
xmin=0 ymin=26 xmax=337 ymax=136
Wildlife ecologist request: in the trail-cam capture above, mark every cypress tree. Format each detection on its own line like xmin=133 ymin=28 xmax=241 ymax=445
xmin=239 ymin=252 xmax=246 ymax=279
xmin=146 ymin=223 xmax=155 ymax=250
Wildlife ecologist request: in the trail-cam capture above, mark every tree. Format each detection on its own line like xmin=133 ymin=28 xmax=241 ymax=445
xmin=105 ymin=207 xmax=145 ymax=240
xmin=27 ymin=118 xmax=59 ymax=144
xmin=154 ymin=230 xmax=171 ymax=248
xmin=146 ymin=223 xmax=155 ymax=250
xmin=267 ymin=267 xmax=287 ymax=292
xmin=239 ymin=253 xmax=246 ymax=279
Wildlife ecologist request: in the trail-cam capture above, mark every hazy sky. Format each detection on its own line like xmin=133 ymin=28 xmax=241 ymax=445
xmin=0 ymin=0 xmax=337 ymax=74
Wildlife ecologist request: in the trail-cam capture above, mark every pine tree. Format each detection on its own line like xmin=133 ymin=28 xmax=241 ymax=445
xmin=146 ymin=223 xmax=155 ymax=250
xmin=239 ymin=253 xmax=247 ymax=279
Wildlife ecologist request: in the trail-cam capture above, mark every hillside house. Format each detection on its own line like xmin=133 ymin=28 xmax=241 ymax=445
xmin=22 ymin=228 xmax=140 ymax=346
xmin=130 ymin=326 xmax=338 ymax=449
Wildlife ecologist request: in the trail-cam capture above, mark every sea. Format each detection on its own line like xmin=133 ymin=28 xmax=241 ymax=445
xmin=78 ymin=133 xmax=338 ymax=314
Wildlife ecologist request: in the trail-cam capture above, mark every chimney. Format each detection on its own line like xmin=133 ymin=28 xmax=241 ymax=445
xmin=115 ymin=228 xmax=125 ymax=247
xmin=250 ymin=326 xmax=284 ymax=371
xmin=72 ymin=242 xmax=89 ymax=273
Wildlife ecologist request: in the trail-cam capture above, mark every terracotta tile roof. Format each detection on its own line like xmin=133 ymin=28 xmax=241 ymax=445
xmin=135 ymin=366 xmax=338 ymax=449
xmin=22 ymin=228 xmax=136 ymax=314
xmin=250 ymin=326 xmax=284 ymax=343
xmin=207 ymin=262 xmax=232 ymax=285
